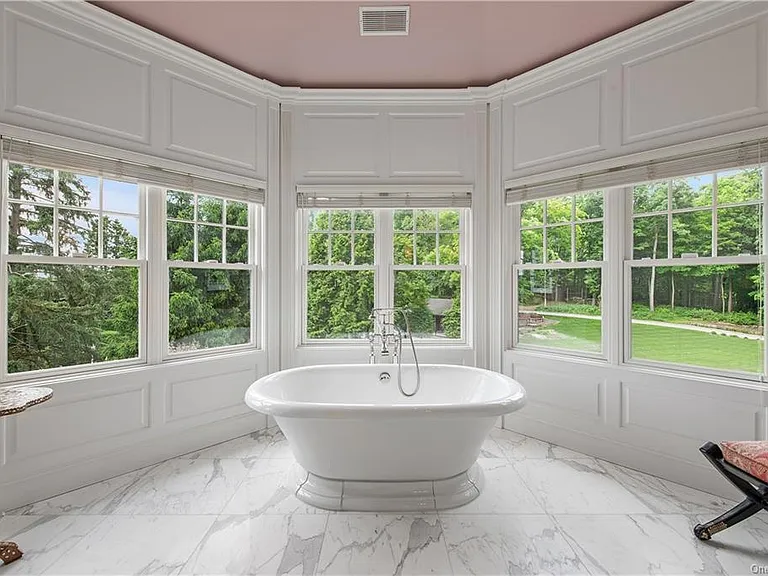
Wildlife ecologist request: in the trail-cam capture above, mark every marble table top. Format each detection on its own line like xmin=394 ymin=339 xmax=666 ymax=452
xmin=0 ymin=387 xmax=53 ymax=417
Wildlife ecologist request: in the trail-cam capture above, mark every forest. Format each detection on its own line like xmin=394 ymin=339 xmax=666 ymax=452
xmin=6 ymin=163 xmax=250 ymax=374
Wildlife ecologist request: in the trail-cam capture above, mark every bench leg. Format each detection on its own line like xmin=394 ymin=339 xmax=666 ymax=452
xmin=694 ymin=498 xmax=765 ymax=540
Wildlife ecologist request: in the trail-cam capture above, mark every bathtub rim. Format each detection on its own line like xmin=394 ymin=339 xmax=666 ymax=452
xmin=244 ymin=363 xmax=526 ymax=419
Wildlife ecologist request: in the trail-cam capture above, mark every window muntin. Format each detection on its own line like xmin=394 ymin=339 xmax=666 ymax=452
xmin=515 ymin=191 xmax=605 ymax=356
xmin=165 ymin=190 xmax=256 ymax=355
xmin=3 ymin=163 xmax=142 ymax=376
xmin=303 ymin=208 xmax=467 ymax=342
xmin=520 ymin=192 xmax=604 ymax=264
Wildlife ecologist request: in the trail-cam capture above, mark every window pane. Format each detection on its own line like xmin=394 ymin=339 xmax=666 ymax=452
xmin=630 ymin=265 xmax=763 ymax=374
xmin=546 ymin=196 xmax=572 ymax=224
xmin=718 ymin=205 xmax=761 ymax=256
xmin=198 ymin=224 xmax=223 ymax=262
xmin=546 ymin=225 xmax=571 ymax=262
xmin=330 ymin=211 xmax=352 ymax=231
xmin=438 ymin=210 xmax=460 ymax=231
xmin=633 ymin=182 xmax=668 ymax=214
xmin=521 ymin=228 xmax=543 ymax=264
xmin=308 ymin=233 xmax=329 ymax=265
xmin=8 ymin=163 xmax=54 ymax=203
xmin=521 ymin=201 xmax=544 ymax=227
xmin=226 ymin=201 xmax=249 ymax=226
xmin=354 ymin=233 xmax=374 ymax=265
xmin=103 ymin=215 xmax=139 ymax=260
xmin=306 ymin=270 xmax=374 ymax=338
xmin=103 ymin=179 xmax=139 ymax=214
xmin=167 ymin=221 xmax=194 ymax=261
xmin=717 ymin=168 xmax=762 ymax=205
xmin=59 ymin=173 xmax=99 ymax=209
xmin=7 ymin=263 xmax=139 ymax=374
xmin=59 ymin=209 xmax=98 ymax=257
xmin=166 ymin=191 xmax=194 ymax=220
xmin=394 ymin=233 xmax=414 ymax=265
xmin=671 ymin=174 xmax=712 ymax=210
xmin=633 ymin=215 xmax=668 ymax=259
xmin=673 ymin=210 xmax=712 ymax=257
xmin=576 ymin=221 xmax=603 ymax=261
xmin=8 ymin=203 xmax=54 ymax=256
xmin=394 ymin=270 xmax=461 ymax=339
xmin=415 ymin=210 xmax=437 ymax=231
xmin=394 ymin=210 xmax=414 ymax=231
xmin=331 ymin=233 xmax=352 ymax=264
xmin=438 ymin=233 xmax=460 ymax=265
xmin=354 ymin=210 xmax=374 ymax=231
xmin=308 ymin=210 xmax=329 ymax=232
xmin=415 ymin=233 xmax=437 ymax=264
xmin=226 ymin=227 xmax=249 ymax=264
xmin=198 ymin=196 xmax=223 ymax=224
xmin=574 ymin=192 xmax=604 ymax=220
xmin=518 ymin=268 xmax=602 ymax=354
xmin=168 ymin=268 xmax=251 ymax=353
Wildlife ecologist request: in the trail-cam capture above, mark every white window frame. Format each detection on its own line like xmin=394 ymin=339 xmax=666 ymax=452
xmin=299 ymin=208 xmax=471 ymax=346
xmin=162 ymin=190 xmax=261 ymax=362
xmin=0 ymin=159 xmax=148 ymax=382
xmin=511 ymin=192 xmax=607 ymax=360
xmin=0 ymin=159 xmax=264 ymax=383
xmin=622 ymin=167 xmax=767 ymax=382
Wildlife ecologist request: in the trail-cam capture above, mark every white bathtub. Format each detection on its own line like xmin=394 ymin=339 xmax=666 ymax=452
xmin=244 ymin=364 xmax=526 ymax=511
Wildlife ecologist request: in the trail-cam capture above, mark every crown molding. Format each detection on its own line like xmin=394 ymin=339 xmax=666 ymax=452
xmin=34 ymin=0 xmax=767 ymax=105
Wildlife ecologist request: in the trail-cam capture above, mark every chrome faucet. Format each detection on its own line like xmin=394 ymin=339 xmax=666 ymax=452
xmin=368 ymin=308 xmax=421 ymax=397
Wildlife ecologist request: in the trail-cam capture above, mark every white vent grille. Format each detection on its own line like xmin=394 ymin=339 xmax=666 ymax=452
xmin=359 ymin=6 xmax=410 ymax=36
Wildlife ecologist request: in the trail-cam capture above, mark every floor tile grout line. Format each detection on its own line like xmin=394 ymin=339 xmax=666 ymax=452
xmin=32 ymin=514 xmax=111 ymax=575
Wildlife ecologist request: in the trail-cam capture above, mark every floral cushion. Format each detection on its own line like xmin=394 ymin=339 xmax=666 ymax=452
xmin=721 ymin=441 xmax=768 ymax=483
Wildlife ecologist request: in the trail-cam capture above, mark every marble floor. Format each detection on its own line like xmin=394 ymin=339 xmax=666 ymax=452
xmin=2 ymin=426 xmax=768 ymax=575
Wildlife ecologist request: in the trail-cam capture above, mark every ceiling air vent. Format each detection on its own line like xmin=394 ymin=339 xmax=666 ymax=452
xmin=359 ymin=6 xmax=410 ymax=36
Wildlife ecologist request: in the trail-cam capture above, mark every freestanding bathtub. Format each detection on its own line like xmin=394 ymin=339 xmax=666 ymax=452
xmin=244 ymin=364 xmax=526 ymax=511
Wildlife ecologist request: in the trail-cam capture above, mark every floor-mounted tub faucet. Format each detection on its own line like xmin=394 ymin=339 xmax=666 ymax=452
xmin=368 ymin=308 xmax=421 ymax=397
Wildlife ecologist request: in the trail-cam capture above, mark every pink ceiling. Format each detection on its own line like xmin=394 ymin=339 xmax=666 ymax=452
xmin=94 ymin=1 xmax=685 ymax=89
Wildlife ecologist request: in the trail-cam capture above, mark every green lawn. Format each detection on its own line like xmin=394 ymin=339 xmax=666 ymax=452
xmin=519 ymin=315 xmax=763 ymax=373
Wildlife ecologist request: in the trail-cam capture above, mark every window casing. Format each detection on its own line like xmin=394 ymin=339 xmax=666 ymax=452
xmin=0 ymin=151 xmax=263 ymax=382
xmin=301 ymin=208 xmax=469 ymax=344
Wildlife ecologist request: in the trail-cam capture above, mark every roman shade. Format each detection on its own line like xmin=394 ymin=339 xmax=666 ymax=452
xmin=505 ymin=138 xmax=768 ymax=205
xmin=296 ymin=185 xmax=472 ymax=209
xmin=1 ymin=137 xmax=265 ymax=204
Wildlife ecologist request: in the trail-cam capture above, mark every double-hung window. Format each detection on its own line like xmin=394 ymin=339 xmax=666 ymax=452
xmin=628 ymin=168 xmax=764 ymax=376
xmin=299 ymin=186 xmax=471 ymax=343
xmin=514 ymin=191 xmax=605 ymax=356
xmin=0 ymin=137 xmax=264 ymax=380
xmin=2 ymin=159 xmax=144 ymax=376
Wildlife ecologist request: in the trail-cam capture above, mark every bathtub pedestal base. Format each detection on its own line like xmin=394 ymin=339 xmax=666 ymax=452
xmin=295 ymin=463 xmax=484 ymax=512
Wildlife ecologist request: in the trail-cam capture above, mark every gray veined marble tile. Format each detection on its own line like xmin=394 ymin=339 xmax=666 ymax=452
xmin=223 ymin=458 xmax=324 ymax=516
xmin=490 ymin=428 xmax=590 ymax=461
xmin=7 ymin=464 xmax=161 ymax=516
xmin=599 ymin=459 xmax=737 ymax=515
xmin=512 ymin=457 xmax=654 ymax=514
xmin=478 ymin=435 xmax=506 ymax=459
xmin=441 ymin=514 xmax=589 ymax=575
xmin=440 ymin=458 xmax=545 ymax=514
xmin=692 ymin=513 xmax=768 ymax=576
xmin=258 ymin=427 xmax=295 ymax=459
xmin=182 ymin=513 xmax=328 ymax=575
xmin=0 ymin=515 xmax=105 ymax=575
xmin=317 ymin=514 xmax=451 ymax=575
xmin=41 ymin=515 xmax=216 ymax=575
xmin=110 ymin=457 xmax=249 ymax=515
xmin=180 ymin=430 xmax=271 ymax=462
xmin=554 ymin=514 xmax=748 ymax=575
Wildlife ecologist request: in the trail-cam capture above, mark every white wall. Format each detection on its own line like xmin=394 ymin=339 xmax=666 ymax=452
xmin=495 ymin=1 xmax=768 ymax=499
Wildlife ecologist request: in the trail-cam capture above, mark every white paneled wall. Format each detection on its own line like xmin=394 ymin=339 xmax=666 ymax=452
xmin=1 ymin=0 xmax=768 ymax=508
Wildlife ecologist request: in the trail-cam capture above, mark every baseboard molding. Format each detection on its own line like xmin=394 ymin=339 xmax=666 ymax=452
xmin=503 ymin=415 xmax=742 ymax=501
xmin=0 ymin=412 xmax=265 ymax=511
